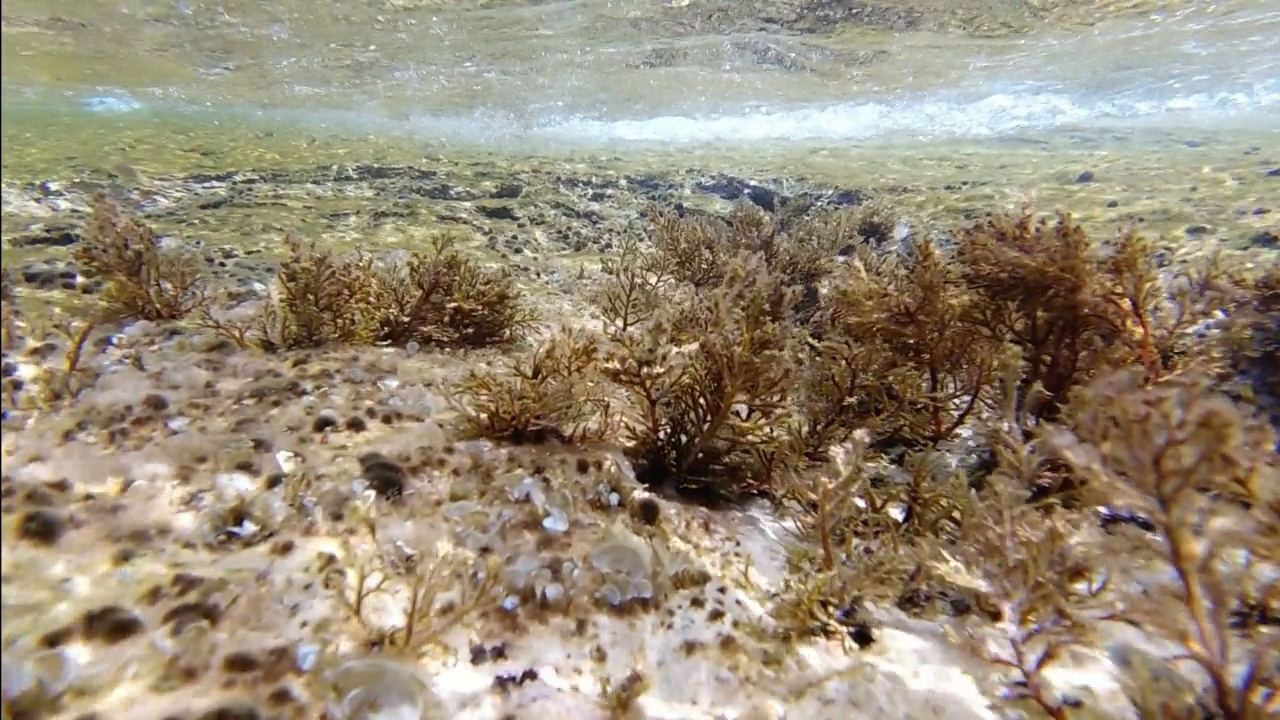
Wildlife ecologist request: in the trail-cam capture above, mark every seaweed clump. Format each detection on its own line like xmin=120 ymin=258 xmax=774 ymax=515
xmin=602 ymin=251 xmax=802 ymax=497
xmin=1047 ymin=369 xmax=1278 ymax=719
xmin=458 ymin=201 xmax=879 ymax=500
xmin=450 ymin=198 xmax=1279 ymax=717
xmin=956 ymin=212 xmax=1233 ymax=418
xmin=452 ymin=327 xmax=617 ymax=444
xmin=798 ymin=234 xmax=997 ymax=455
xmin=73 ymin=194 xmax=209 ymax=322
xmin=1227 ymin=268 xmax=1280 ymax=426
xmin=460 ymin=203 xmax=1235 ymax=502
xmin=202 ymin=233 xmax=535 ymax=352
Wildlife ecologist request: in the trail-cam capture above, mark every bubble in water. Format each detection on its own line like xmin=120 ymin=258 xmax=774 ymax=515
xmin=82 ymin=96 xmax=142 ymax=113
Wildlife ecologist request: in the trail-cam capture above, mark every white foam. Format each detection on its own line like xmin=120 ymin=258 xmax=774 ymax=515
xmin=534 ymin=87 xmax=1279 ymax=146
xmin=67 ymin=83 xmax=1279 ymax=149
xmin=81 ymin=93 xmax=143 ymax=113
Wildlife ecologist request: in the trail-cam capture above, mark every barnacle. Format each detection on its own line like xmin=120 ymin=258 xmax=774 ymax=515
xmin=589 ymin=523 xmax=658 ymax=607
xmin=325 ymin=657 xmax=442 ymax=720
xmin=500 ymin=554 xmax=576 ymax=608
xmin=504 ymin=472 xmax=575 ymax=535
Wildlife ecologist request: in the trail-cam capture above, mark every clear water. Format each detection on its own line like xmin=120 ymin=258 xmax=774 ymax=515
xmin=3 ymin=0 xmax=1277 ymax=146
xmin=2 ymin=0 xmax=1278 ymax=245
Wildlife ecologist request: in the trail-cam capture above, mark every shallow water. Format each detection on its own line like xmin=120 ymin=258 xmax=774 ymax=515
xmin=2 ymin=0 xmax=1278 ymax=247
xmin=0 ymin=6 xmax=1277 ymax=717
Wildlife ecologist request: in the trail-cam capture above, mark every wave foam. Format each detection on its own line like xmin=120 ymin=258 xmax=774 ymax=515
xmin=536 ymin=88 xmax=1280 ymax=145
xmin=67 ymin=82 xmax=1280 ymax=148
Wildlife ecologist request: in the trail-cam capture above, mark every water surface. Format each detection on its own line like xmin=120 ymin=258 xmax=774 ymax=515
xmin=2 ymin=0 xmax=1278 ymax=248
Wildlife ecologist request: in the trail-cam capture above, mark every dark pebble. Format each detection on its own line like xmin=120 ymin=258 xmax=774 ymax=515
xmin=1105 ymin=199 xmax=1119 ymax=208
xmin=196 ymin=705 xmax=261 ymax=720
xmin=476 ymin=203 xmax=520 ymax=221
xmin=221 ymin=651 xmax=263 ymax=673
xmin=80 ymin=605 xmax=146 ymax=644
xmin=1266 ymin=168 xmax=1279 ymax=177
xmin=20 ymin=265 xmax=66 ymax=290
xmin=18 ymin=508 xmax=66 ymax=545
xmin=490 ymin=183 xmax=524 ymax=199
xmin=12 ymin=230 xmax=80 ymax=248
xmin=311 ymin=414 xmax=339 ymax=433
xmin=1247 ymin=231 xmax=1278 ymax=249
xmin=357 ymin=452 xmax=406 ymax=500
xmin=633 ymin=496 xmax=662 ymax=526
xmin=847 ymin=622 xmax=876 ymax=649
xmin=1075 ymin=170 xmax=1095 ymax=183
xmin=746 ymin=186 xmax=777 ymax=213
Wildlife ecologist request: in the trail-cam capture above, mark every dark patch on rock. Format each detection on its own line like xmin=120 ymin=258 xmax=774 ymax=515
xmin=770 ymin=1 xmax=923 ymax=34
xmin=735 ymin=39 xmax=807 ymax=72
xmin=17 ymin=262 xmax=80 ymax=291
xmin=182 ymin=170 xmax=241 ymax=186
xmin=195 ymin=704 xmax=261 ymax=720
xmin=629 ymin=46 xmax=690 ymax=69
xmin=476 ymin=203 xmax=521 ymax=221
xmin=80 ymin=605 xmax=146 ymax=644
xmin=490 ymin=183 xmax=525 ymax=199
xmin=819 ymin=188 xmax=868 ymax=207
xmin=1247 ymin=230 xmax=1278 ymax=249
xmin=357 ymin=452 xmax=407 ymax=500
xmin=693 ymin=175 xmax=786 ymax=212
xmin=694 ymin=175 xmax=756 ymax=202
xmin=368 ymin=207 xmax=413 ymax=222
xmin=18 ymin=508 xmax=67 ymax=545
xmin=331 ymin=164 xmax=440 ymax=183
xmin=10 ymin=227 xmax=80 ymax=248
xmin=625 ymin=175 xmax=677 ymax=197
xmin=197 ymin=195 xmax=233 ymax=210
xmin=415 ymin=183 xmax=485 ymax=201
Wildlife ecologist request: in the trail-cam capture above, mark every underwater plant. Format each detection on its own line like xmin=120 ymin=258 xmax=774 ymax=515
xmin=801 ymin=236 xmax=998 ymax=451
xmin=453 ymin=327 xmax=618 ymax=444
xmin=1048 ymin=368 xmax=1279 ymax=719
xmin=954 ymin=210 xmax=1232 ymax=419
xmin=368 ymin=232 xmax=537 ymax=349
xmin=603 ymin=251 xmax=801 ymax=498
xmin=74 ymin=194 xmax=209 ymax=322
xmin=323 ymin=516 xmax=502 ymax=655
xmin=198 ymin=231 xmax=535 ymax=352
